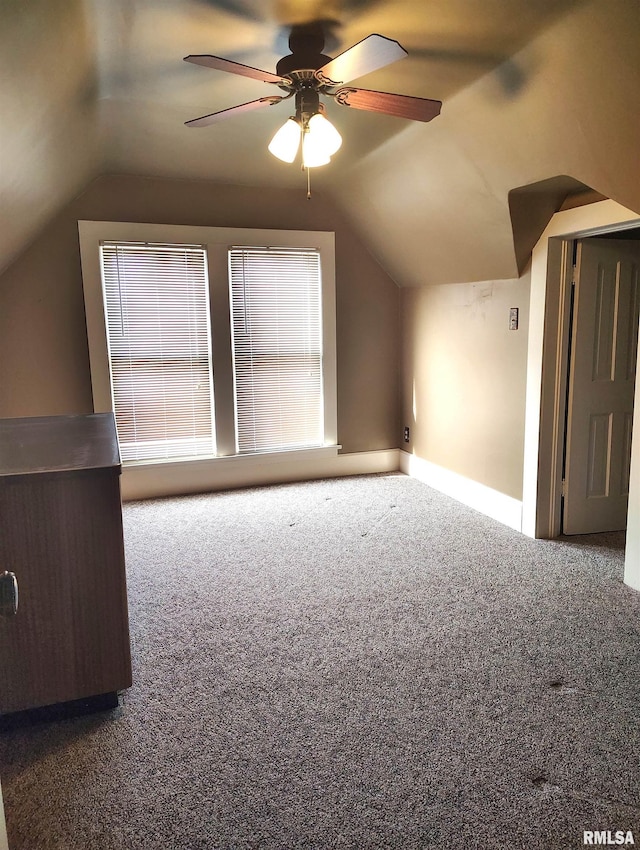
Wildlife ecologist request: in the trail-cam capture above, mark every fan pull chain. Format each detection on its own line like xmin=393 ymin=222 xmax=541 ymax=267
xmin=306 ymin=167 xmax=311 ymax=200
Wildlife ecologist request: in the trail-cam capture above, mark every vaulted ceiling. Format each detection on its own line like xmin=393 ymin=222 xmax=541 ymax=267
xmin=2 ymin=0 xmax=639 ymax=284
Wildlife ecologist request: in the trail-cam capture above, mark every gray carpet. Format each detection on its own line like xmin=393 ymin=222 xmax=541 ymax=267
xmin=1 ymin=473 xmax=639 ymax=849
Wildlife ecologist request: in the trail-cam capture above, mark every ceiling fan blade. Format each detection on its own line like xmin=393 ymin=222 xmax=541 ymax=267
xmin=315 ymin=34 xmax=407 ymax=87
xmin=334 ymin=87 xmax=442 ymax=122
xmin=185 ymin=96 xmax=284 ymax=128
xmin=184 ymin=55 xmax=288 ymax=85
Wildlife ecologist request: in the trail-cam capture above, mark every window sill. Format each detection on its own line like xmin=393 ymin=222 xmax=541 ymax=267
xmin=120 ymin=444 xmax=345 ymax=500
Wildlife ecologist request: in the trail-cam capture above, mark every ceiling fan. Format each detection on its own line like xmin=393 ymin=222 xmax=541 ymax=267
xmin=183 ymin=23 xmax=442 ymax=178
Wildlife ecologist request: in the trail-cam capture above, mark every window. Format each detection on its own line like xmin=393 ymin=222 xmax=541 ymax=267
xmin=80 ymin=222 xmax=337 ymax=474
xmin=100 ymin=242 xmax=215 ymax=461
xmin=229 ymin=247 xmax=323 ymax=453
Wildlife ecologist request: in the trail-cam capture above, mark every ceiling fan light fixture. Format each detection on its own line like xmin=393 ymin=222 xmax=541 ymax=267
xmin=268 ymin=117 xmax=301 ymax=163
xmin=185 ymin=31 xmax=442 ymax=190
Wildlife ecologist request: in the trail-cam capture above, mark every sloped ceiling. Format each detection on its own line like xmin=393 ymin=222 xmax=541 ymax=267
xmin=335 ymin=0 xmax=640 ymax=285
xmin=0 ymin=0 xmax=101 ymax=274
xmin=2 ymin=0 xmax=639 ymax=283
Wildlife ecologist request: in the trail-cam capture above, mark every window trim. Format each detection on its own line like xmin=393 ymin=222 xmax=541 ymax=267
xmin=79 ymin=221 xmax=338 ymax=476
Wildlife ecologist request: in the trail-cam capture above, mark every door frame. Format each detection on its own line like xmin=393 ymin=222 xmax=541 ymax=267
xmin=521 ymin=201 xmax=640 ymax=578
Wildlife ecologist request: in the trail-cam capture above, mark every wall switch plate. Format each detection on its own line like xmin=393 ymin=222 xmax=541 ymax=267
xmin=509 ymin=307 xmax=519 ymax=330
xmin=403 ymin=426 xmax=410 ymax=443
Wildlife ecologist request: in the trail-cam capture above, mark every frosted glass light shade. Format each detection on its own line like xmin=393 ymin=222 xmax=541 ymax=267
xmin=301 ymin=112 xmax=342 ymax=168
xmin=302 ymin=132 xmax=331 ymax=167
xmin=307 ymin=113 xmax=342 ymax=156
xmin=268 ymin=118 xmax=301 ymax=163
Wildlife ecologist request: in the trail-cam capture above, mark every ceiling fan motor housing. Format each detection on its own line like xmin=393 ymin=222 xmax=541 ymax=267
xmin=275 ymin=22 xmax=334 ymax=99
xmin=276 ymin=52 xmax=333 ymax=79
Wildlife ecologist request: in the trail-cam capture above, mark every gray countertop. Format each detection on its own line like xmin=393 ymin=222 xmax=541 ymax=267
xmin=0 ymin=413 xmax=121 ymax=476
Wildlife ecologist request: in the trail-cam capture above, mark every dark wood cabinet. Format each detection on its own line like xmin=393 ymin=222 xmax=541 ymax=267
xmin=0 ymin=413 xmax=132 ymax=715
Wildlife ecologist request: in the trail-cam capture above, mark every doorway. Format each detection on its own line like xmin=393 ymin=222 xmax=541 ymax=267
xmin=521 ymin=199 xmax=640 ymax=589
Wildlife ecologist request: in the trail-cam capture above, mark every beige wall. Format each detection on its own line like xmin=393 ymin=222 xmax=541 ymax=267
xmin=338 ymin=0 xmax=640 ymax=503
xmin=401 ymin=273 xmax=531 ymax=499
xmin=0 ymin=175 xmax=400 ymax=454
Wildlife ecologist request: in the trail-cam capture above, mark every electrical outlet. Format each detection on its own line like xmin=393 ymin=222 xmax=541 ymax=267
xmin=404 ymin=426 xmax=410 ymax=443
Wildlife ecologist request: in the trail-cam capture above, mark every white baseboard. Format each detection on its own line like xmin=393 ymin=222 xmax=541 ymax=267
xmin=399 ymin=451 xmax=523 ymax=532
xmin=121 ymin=448 xmax=401 ymax=501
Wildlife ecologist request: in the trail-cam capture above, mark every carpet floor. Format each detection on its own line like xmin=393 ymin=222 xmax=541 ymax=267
xmin=1 ymin=473 xmax=639 ymax=849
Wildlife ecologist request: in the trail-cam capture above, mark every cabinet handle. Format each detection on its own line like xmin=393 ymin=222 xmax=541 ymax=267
xmin=0 ymin=571 xmax=19 ymax=617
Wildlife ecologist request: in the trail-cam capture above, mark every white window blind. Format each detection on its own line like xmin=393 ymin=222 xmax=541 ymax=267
xmin=229 ymin=246 xmax=323 ymax=453
xmin=100 ymin=242 xmax=215 ymax=462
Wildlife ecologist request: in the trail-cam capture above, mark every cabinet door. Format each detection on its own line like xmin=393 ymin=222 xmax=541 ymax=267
xmin=0 ymin=469 xmax=132 ymax=714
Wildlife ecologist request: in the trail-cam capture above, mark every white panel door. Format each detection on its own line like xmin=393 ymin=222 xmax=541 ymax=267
xmin=563 ymin=239 xmax=640 ymax=534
